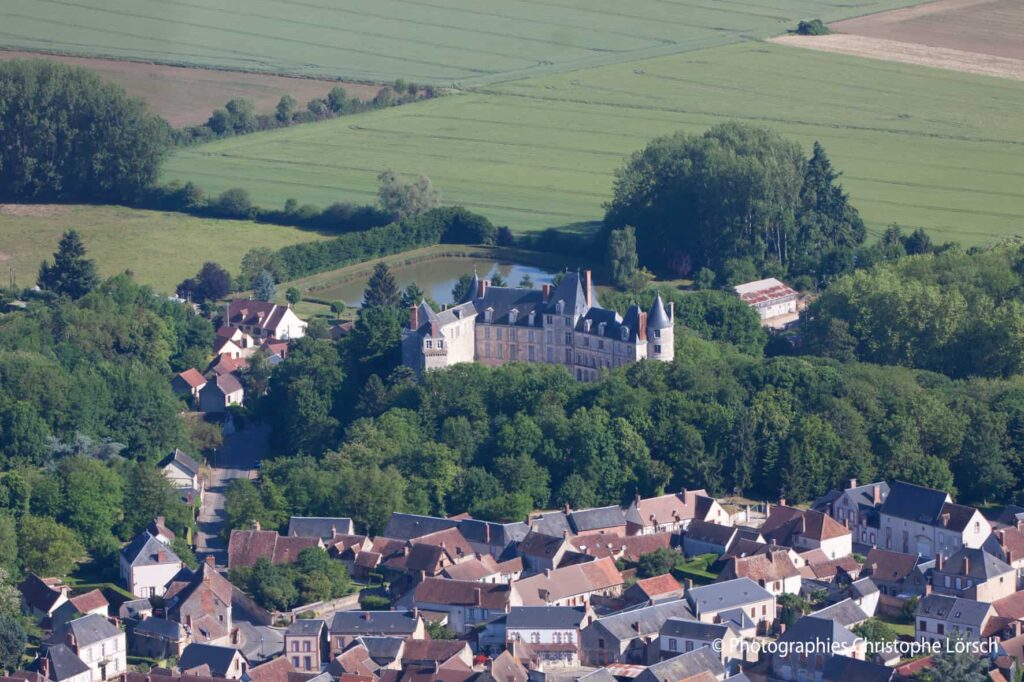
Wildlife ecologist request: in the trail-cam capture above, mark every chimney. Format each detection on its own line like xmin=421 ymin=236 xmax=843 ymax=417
xmin=562 ymin=530 xmax=569 ymax=540
xmin=206 ymin=555 xmax=216 ymax=568
xmin=157 ymin=515 xmax=165 ymax=526
xmin=849 ymin=478 xmax=858 ymax=490
xmin=683 ymin=578 xmax=693 ymax=590
xmin=157 ymin=551 xmax=166 ymax=563
xmin=766 ymin=551 xmax=773 ymax=563
xmin=413 ymin=607 xmax=419 ymax=619
xmin=583 ymin=270 xmax=592 ymax=308
xmin=331 ymin=524 xmax=337 ymax=537
xmin=362 ymin=612 xmax=371 ymax=621
xmin=873 ymin=485 xmax=882 ymax=505
xmin=545 ymin=568 xmax=552 ymax=578
xmin=474 ymin=587 xmax=482 ymax=606
xmin=638 ymin=311 xmax=647 ymax=341
xmin=964 ymin=556 xmax=970 ymax=575
xmin=66 ymin=630 xmax=76 ymax=648
xmin=253 ymin=520 xmax=261 ymax=531
xmin=542 ymin=283 xmax=552 ymax=303
xmin=564 ymin=503 xmax=571 ymax=515
xmin=231 ymin=627 xmax=240 ymax=645
xmin=186 ymin=614 xmax=193 ymax=628
xmin=41 ymin=655 xmax=50 ymax=679
xmin=936 ymin=553 xmax=943 ymax=571
xmin=430 ymin=321 xmax=439 ymax=338
xmin=479 ymin=280 xmax=489 ymax=298
xmin=668 ymin=301 xmax=674 ymax=322
xmin=408 ymin=305 xmax=419 ymax=330
xmin=924 ymin=583 xmax=932 ymax=596
xmin=779 ymin=497 xmax=787 ymax=508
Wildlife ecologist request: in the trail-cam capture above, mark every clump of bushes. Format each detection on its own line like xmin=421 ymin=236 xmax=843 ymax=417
xmin=796 ymin=19 xmax=831 ymax=35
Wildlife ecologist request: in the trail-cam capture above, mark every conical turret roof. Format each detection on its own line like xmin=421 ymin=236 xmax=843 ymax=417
xmin=648 ymin=293 xmax=672 ymax=329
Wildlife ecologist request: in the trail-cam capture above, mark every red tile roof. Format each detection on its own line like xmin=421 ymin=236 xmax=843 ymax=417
xmin=227 ymin=530 xmax=322 ymax=569
xmin=176 ymin=368 xmax=208 ymax=389
xmin=247 ymin=656 xmax=294 ymax=682
xmin=414 ymin=578 xmax=510 ymax=610
xmin=69 ymin=589 xmax=109 ymax=614
xmin=634 ymin=574 xmax=683 ymax=598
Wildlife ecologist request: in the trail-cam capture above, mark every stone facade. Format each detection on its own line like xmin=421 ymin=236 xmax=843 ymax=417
xmin=402 ymin=270 xmax=673 ymax=381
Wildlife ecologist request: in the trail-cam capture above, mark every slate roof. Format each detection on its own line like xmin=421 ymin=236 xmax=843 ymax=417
xmin=52 ymin=613 xmax=121 ymax=648
xmin=329 ymin=611 xmax=419 ymax=636
xmin=119 ymin=598 xmax=153 ymax=620
xmin=864 ymin=548 xmax=920 ymax=583
xmin=879 ymin=481 xmax=950 ymax=525
xmin=937 ymin=502 xmax=981 ymax=532
xmin=591 ymin=600 xmax=695 ymax=640
xmin=207 ymin=372 xmax=243 ymax=396
xmin=660 ymin=618 xmax=731 ymax=641
xmin=122 ymin=531 xmax=180 ymax=567
xmin=159 ymin=449 xmax=200 ymax=476
xmin=359 ymin=636 xmax=405 ymax=663
xmin=544 ymin=271 xmax=589 ymax=318
xmin=226 ymin=300 xmax=293 ymax=334
xmin=918 ymin=594 xmax=991 ymax=628
xmin=285 ymin=619 xmax=324 ymax=637
xmin=457 ymin=519 xmax=529 ymax=547
xmin=505 ymin=607 xmax=587 ymax=630
xmin=518 ymin=532 xmax=569 ymax=559
xmin=822 ymin=656 xmax=895 ymax=682
xmin=647 ymin=294 xmax=671 ymax=329
xmin=810 ymin=599 xmax=869 ymax=627
xmin=36 ymin=644 xmax=90 ymax=682
xmin=179 ymin=643 xmax=244 ymax=678
xmin=760 ymin=506 xmax=849 ymax=545
xmin=779 ymin=616 xmax=857 ymax=649
xmin=18 ymin=573 xmax=65 ymax=614
xmin=567 ymin=506 xmax=626 ymax=533
xmin=683 ymin=520 xmax=738 ymax=547
xmin=381 ymin=513 xmax=458 ymax=541
xmin=940 ymin=547 xmax=1012 ymax=580
xmin=401 ymin=640 xmax=469 ymax=665
xmin=473 ymin=288 xmax=547 ymax=327
xmin=134 ymin=618 xmax=186 ymax=640
xmin=686 ymin=578 xmax=772 ymax=615
xmin=634 ymin=648 xmax=724 ymax=682
xmin=288 ymin=517 xmax=354 ymax=540
xmin=528 ymin=512 xmax=572 ymax=537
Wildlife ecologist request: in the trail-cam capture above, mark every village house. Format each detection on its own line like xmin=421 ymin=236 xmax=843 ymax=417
xmin=877 ymin=480 xmax=990 ymax=557
xmin=681 ymin=520 xmax=741 ymax=558
xmin=634 ymin=648 xmax=725 ymax=682
xmin=227 ymin=528 xmax=323 ymax=569
xmin=402 ymin=271 xmax=674 ymax=381
xmin=916 ymin=594 xmax=994 ymax=644
xmin=178 ymin=643 xmax=249 ymax=679
xmin=130 ymin=618 xmax=189 ymax=659
xmin=457 ymin=518 xmax=530 ymax=559
xmin=621 ymin=574 xmax=684 ymax=606
xmin=283 ymin=620 xmax=328 ymax=673
xmin=381 ymin=513 xmax=459 ymax=542
xmin=717 ymin=548 xmax=802 ymax=596
xmin=505 ymin=607 xmax=589 ymax=668
xmin=224 ymin=300 xmax=307 ymax=341
xmin=29 ymin=643 xmax=92 ymax=682
xmin=987 ymin=525 xmax=1024 ymax=590
xmin=146 ymin=517 xmax=176 ymax=546
xmin=567 ymin=507 xmax=628 ymax=537
xmin=400 ymin=640 xmax=473 ymax=669
xmin=164 ymin=558 xmax=233 ymax=644
xmin=734 ymin=277 xmax=800 ymax=328
xmin=510 ymin=557 xmax=624 ymax=607
xmin=119 ymin=531 xmax=182 ymax=598
xmin=51 ymin=591 xmax=109 ymax=630
xmin=441 ymin=554 xmax=522 ymax=584
xmin=158 ymin=449 xmax=204 ymax=503
xmin=625 ymin=490 xmax=730 ymax=536
xmin=517 ymin=532 xmax=576 ymax=573
xmin=50 ymin=614 xmax=126 ymax=682
xmin=659 ymin=619 xmax=751 ymax=676
xmin=686 ymin=578 xmax=776 ymax=634
xmin=213 ymin=326 xmax=258 ymax=360
xmin=862 ymin=548 xmax=928 ymax=598
xmin=813 ymin=479 xmax=889 ymax=548
xmin=199 ymin=373 xmax=245 ymax=413
xmin=171 ymin=369 xmax=207 ymax=403
xmin=930 ymin=547 xmax=1016 ymax=602
xmin=772 ymin=616 xmax=864 ymax=682
xmin=760 ymin=505 xmax=852 ymax=559
xmin=409 ymin=578 xmax=510 ymax=634
xmin=808 ymin=599 xmax=870 ymax=629
xmin=18 ymin=574 xmax=70 ymax=620
xmin=328 ymin=612 xmax=425 ymax=657
xmin=575 ymin=532 xmax=673 ymax=565
xmin=580 ymin=599 xmax=694 ymax=666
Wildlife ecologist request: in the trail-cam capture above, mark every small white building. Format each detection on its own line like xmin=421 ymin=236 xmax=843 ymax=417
xmin=225 ymin=300 xmax=306 ymax=341
xmin=56 ymin=613 xmax=126 ymax=682
xmin=734 ymin=278 xmax=799 ymax=327
xmin=119 ymin=532 xmax=182 ymax=598
xmin=505 ymin=607 xmax=588 ymax=668
xmin=199 ymin=373 xmax=245 ymax=413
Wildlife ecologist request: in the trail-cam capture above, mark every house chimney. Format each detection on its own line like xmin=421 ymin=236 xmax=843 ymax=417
xmin=766 ymin=551 xmax=773 ymax=563
xmin=157 ymin=551 xmax=166 ymax=563
xmin=474 ymin=587 xmax=482 ymax=606
xmin=408 ymin=305 xmax=419 ymax=330
xmin=186 ymin=615 xmax=193 ymax=628
xmin=479 ymin=280 xmax=489 ymax=298
xmin=562 ymin=530 xmax=569 ymax=540
xmin=362 ymin=612 xmax=371 ymax=621
xmin=545 ymin=568 xmax=552 ymax=578
xmin=41 ymin=655 xmax=50 ymax=679
xmin=637 ymin=312 xmax=647 ymax=341
xmin=232 ymin=627 xmax=240 ymax=645
xmin=206 ymin=555 xmax=216 ymax=568
xmin=157 ymin=516 xmax=165 ymax=526
xmin=964 ymin=556 xmax=970 ymax=575
xmin=66 ymin=630 xmax=76 ymax=648
xmin=936 ymin=553 xmax=943 ymax=571
xmin=779 ymin=497 xmax=787 ymax=508
xmin=873 ymin=485 xmax=882 ymax=505
xmin=253 ymin=520 xmax=261 ymax=531
xmin=924 ymin=583 xmax=932 ymax=596
xmin=583 ymin=271 xmax=592 ymax=308
xmin=849 ymin=479 xmax=858 ymax=490
xmin=542 ymin=284 xmax=552 ymax=303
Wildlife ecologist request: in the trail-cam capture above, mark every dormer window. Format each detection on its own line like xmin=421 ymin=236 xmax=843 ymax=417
xmin=598 ymin=322 xmax=606 ymax=336
xmin=583 ymin=319 xmax=592 ymax=333
xmin=528 ymin=311 xmax=536 ymax=325
xmin=556 ymin=300 xmax=565 ymax=314
xmin=621 ymin=326 xmax=629 ymax=341
xmin=485 ymin=307 xmax=494 ymax=323
xmin=509 ymin=308 xmax=519 ymax=324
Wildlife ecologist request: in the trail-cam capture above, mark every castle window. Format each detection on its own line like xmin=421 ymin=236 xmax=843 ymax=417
xmin=426 ymin=340 xmax=432 ymax=349
xmin=655 ymin=329 xmax=661 ymax=338
xmin=497 ymin=345 xmax=504 ymax=359
xmin=583 ymin=337 xmax=589 ymax=347
xmin=565 ymin=333 xmax=571 ymax=345
xmin=598 ymin=340 xmax=604 ymax=350
xmin=485 ymin=308 xmax=494 ymax=323
xmin=546 ymin=331 xmax=553 ymax=345
xmin=485 ymin=327 xmax=491 ymax=340
xmin=546 ymin=315 xmax=553 ymax=325
xmin=621 ymin=327 xmax=629 ymax=341
xmin=556 ymin=301 xmax=565 ymax=314
xmin=655 ymin=345 xmax=661 ymax=354
xmin=509 ymin=309 xmax=518 ymax=324
xmin=529 ymin=346 xmax=536 ymax=361
xmin=485 ymin=343 xmax=491 ymax=357
xmin=528 ymin=330 xmax=535 ymax=342
xmin=583 ymin=319 xmax=592 ymax=333
xmin=547 ymin=347 xmax=554 ymax=362
xmin=529 ymin=311 xmax=536 ymax=325
xmin=496 ymin=328 xmax=503 ymax=341
xmin=565 ymin=349 xmax=572 ymax=363
xmin=510 ymin=344 xmax=517 ymax=360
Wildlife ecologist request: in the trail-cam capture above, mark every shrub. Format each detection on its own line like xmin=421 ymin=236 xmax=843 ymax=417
xmin=796 ymin=19 xmax=831 ymax=35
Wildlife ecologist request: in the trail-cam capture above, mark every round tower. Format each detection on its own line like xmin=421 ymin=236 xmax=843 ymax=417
xmin=646 ymin=293 xmax=674 ymax=362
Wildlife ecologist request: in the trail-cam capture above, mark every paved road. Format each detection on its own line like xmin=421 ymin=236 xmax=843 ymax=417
xmin=196 ymin=424 xmax=270 ymax=567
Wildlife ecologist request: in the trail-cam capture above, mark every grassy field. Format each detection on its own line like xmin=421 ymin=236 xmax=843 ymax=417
xmin=0 ymin=0 xmax=926 ymax=85
xmin=0 ymin=204 xmax=331 ymax=293
xmin=165 ymin=41 xmax=1024 ymax=244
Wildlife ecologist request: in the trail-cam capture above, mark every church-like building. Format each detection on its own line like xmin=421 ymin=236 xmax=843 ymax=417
xmin=401 ymin=269 xmax=674 ymax=381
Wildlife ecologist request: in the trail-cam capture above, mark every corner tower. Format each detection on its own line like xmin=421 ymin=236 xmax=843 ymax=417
xmin=647 ymin=293 xmax=674 ymax=362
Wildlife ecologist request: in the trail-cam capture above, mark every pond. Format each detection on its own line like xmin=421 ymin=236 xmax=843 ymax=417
xmin=314 ymin=257 xmax=561 ymax=308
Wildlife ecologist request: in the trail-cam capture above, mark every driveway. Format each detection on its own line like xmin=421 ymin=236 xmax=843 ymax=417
xmin=196 ymin=424 xmax=271 ymax=567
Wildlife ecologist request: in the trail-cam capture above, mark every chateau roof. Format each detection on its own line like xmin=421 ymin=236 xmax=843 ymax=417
xmin=647 ymin=294 xmax=671 ymax=329
xmin=879 ymin=481 xmax=950 ymax=525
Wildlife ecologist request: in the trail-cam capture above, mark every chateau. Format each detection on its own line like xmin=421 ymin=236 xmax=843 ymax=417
xmin=402 ymin=270 xmax=674 ymax=380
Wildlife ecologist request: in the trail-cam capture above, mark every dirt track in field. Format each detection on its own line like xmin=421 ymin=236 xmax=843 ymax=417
xmin=771 ymin=34 xmax=1024 ymax=81
xmin=0 ymin=50 xmax=385 ymax=127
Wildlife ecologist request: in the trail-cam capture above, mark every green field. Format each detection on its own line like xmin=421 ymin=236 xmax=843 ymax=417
xmin=0 ymin=205 xmax=331 ymax=293
xmin=165 ymin=42 xmax=1024 ymax=244
xmin=0 ymin=0 xmax=924 ymax=85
